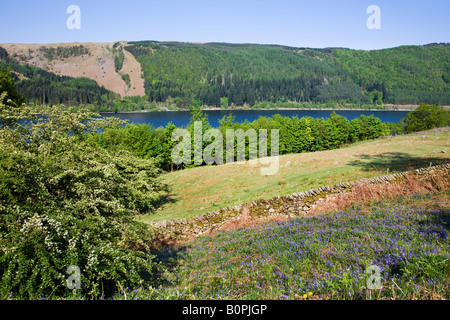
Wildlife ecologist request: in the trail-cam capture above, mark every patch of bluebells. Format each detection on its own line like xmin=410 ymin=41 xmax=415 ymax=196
xmin=152 ymin=192 xmax=450 ymax=300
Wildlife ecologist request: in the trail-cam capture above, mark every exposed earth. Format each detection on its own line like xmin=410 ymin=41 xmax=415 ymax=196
xmin=1 ymin=42 xmax=145 ymax=97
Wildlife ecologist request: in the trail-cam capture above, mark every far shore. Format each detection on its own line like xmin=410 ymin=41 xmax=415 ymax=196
xmin=99 ymin=106 xmax=418 ymax=114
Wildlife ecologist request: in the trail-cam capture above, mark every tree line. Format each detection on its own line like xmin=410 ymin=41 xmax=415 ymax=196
xmin=91 ymin=102 xmax=449 ymax=172
xmin=39 ymin=45 xmax=90 ymax=60
xmin=91 ymin=109 xmax=390 ymax=172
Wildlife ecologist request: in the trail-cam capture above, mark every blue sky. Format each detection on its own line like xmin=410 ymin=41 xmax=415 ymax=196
xmin=0 ymin=0 xmax=449 ymax=50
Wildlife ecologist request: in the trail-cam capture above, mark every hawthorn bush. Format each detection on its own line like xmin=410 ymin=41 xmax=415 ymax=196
xmin=403 ymin=103 xmax=450 ymax=134
xmin=0 ymin=92 xmax=169 ymax=299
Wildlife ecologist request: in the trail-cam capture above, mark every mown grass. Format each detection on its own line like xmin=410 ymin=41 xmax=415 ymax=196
xmin=123 ymin=190 xmax=450 ymax=300
xmin=142 ymin=129 xmax=449 ymax=222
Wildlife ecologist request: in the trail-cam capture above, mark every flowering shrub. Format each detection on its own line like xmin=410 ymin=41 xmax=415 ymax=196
xmin=0 ymin=94 xmax=168 ymax=299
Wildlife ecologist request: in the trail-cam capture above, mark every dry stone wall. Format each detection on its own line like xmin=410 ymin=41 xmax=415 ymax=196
xmin=151 ymin=163 xmax=449 ymax=240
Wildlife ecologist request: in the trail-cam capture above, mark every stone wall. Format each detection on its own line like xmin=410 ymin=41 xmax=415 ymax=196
xmin=150 ymin=163 xmax=449 ymax=240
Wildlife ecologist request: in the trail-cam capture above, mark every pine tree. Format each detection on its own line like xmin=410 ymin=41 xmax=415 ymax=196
xmin=0 ymin=68 xmax=26 ymax=107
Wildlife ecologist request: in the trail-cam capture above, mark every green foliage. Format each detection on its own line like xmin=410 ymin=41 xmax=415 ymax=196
xmin=114 ymin=52 xmax=124 ymax=73
xmin=97 ymin=121 xmax=180 ymax=171
xmin=93 ymin=104 xmax=450 ymax=175
xmin=0 ymin=47 xmax=8 ymax=60
xmin=125 ymin=41 xmax=360 ymax=107
xmin=316 ymin=82 xmax=368 ymax=104
xmin=323 ymin=112 xmax=350 ymax=149
xmin=356 ymin=115 xmax=386 ymax=141
xmin=111 ymin=45 xmax=125 ymax=73
xmin=107 ymin=96 xmax=152 ymax=112
xmin=332 ymin=44 xmax=450 ymax=105
xmin=403 ymin=104 xmax=450 ymax=133
xmin=0 ymin=68 xmax=26 ymax=107
xmin=99 ymin=123 xmax=157 ymax=158
xmin=220 ymin=97 xmax=229 ymax=109
xmin=124 ymin=41 xmax=450 ymax=108
xmin=40 ymin=45 xmax=89 ymax=60
xmin=385 ymin=89 xmax=450 ymax=106
xmin=121 ymin=73 xmax=131 ymax=86
xmin=94 ymin=109 xmax=394 ymax=173
xmin=186 ymin=105 xmax=212 ymax=168
xmin=0 ymin=97 xmax=168 ymax=299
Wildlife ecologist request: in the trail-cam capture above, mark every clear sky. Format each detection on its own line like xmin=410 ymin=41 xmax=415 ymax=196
xmin=0 ymin=0 xmax=449 ymax=50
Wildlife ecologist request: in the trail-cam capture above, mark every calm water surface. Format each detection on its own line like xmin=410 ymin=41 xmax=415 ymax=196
xmin=101 ymin=109 xmax=410 ymax=128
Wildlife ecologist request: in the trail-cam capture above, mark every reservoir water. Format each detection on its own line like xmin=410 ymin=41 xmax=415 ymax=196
xmin=101 ymin=109 xmax=410 ymax=128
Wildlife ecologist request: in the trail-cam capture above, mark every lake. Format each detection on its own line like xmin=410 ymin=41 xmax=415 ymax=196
xmin=100 ymin=109 xmax=410 ymax=128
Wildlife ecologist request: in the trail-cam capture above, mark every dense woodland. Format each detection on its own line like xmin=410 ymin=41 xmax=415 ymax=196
xmin=332 ymin=44 xmax=450 ymax=105
xmin=124 ymin=41 xmax=450 ymax=107
xmin=2 ymin=42 xmax=448 ymax=111
xmin=125 ymin=41 xmax=367 ymax=108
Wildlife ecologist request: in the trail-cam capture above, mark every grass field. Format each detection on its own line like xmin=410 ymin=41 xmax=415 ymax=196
xmin=141 ymin=128 xmax=450 ymax=223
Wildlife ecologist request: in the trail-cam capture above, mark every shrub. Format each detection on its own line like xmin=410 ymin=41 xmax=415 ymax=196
xmin=0 ymin=93 xmax=168 ymax=299
xmin=0 ymin=68 xmax=26 ymax=107
xmin=403 ymin=103 xmax=450 ymax=134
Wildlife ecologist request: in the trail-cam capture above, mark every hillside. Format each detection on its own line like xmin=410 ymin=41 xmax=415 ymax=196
xmin=142 ymin=127 xmax=450 ymax=223
xmin=0 ymin=42 xmax=145 ymax=98
xmin=125 ymin=41 xmax=450 ymax=107
xmin=125 ymin=41 xmax=364 ymax=107
xmin=0 ymin=55 xmax=119 ymax=106
xmin=1 ymin=41 xmax=449 ymax=109
xmin=332 ymin=44 xmax=450 ymax=105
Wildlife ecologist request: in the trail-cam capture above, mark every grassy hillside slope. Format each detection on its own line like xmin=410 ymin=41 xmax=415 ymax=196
xmin=143 ymin=127 xmax=450 ymax=222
